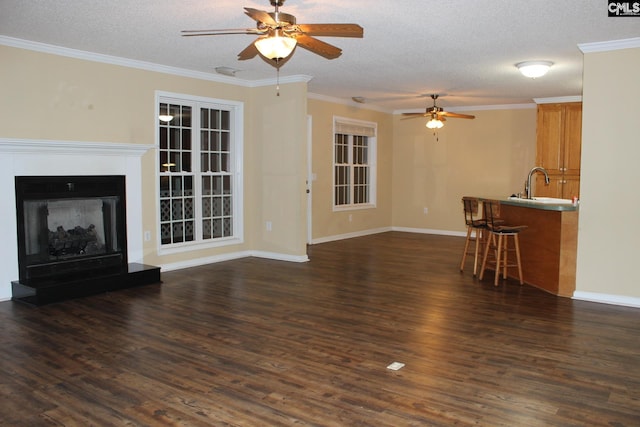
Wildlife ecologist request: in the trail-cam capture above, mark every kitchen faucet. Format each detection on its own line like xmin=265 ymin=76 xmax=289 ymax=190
xmin=525 ymin=166 xmax=550 ymax=199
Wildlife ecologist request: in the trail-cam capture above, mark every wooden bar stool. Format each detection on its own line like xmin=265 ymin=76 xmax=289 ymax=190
xmin=459 ymin=196 xmax=487 ymax=276
xmin=479 ymin=199 xmax=528 ymax=286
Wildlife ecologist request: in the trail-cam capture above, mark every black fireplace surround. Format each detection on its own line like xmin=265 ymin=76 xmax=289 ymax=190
xmin=12 ymin=175 xmax=160 ymax=305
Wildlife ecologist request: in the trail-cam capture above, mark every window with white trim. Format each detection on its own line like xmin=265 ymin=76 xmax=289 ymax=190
xmin=157 ymin=93 xmax=243 ymax=250
xmin=333 ymin=117 xmax=377 ymax=209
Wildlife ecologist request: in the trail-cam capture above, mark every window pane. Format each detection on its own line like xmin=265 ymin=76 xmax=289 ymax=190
xmin=201 ymin=153 xmax=209 ymax=173
xmin=169 ymin=104 xmax=180 ymax=124
xmin=185 ymin=220 xmax=194 ymax=241
xmin=221 ymin=110 xmax=230 ymax=130
xmin=211 ymin=109 xmax=219 ymax=129
xmin=221 ymin=132 xmax=230 ymax=152
xmin=202 ymin=176 xmax=211 ymax=196
xmin=202 ymin=218 xmax=212 ymax=239
xmin=201 ymin=108 xmax=209 ymax=129
xmin=221 ymin=153 xmax=229 ymax=172
xmin=182 ymin=106 xmax=191 ymax=127
xmin=160 ymin=127 xmax=168 ymax=150
xmin=160 ymin=151 xmax=168 ymax=173
xmin=211 ymin=153 xmax=219 ymax=172
xmin=160 ymin=176 xmax=170 ymax=197
xmin=182 ymin=130 xmax=191 ymax=151
xmin=170 ymin=128 xmax=180 ymax=149
xmin=213 ymin=218 xmax=222 ymax=238
xmin=182 ymin=152 xmax=191 ymax=172
xmin=171 ymin=176 xmax=183 ymax=196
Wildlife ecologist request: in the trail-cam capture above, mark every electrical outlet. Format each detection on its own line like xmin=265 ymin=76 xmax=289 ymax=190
xmin=144 ymin=231 xmax=151 ymax=241
xmin=266 ymin=221 xmax=272 ymax=231
xmin=423 ymin=207 xmax=429 ymax=214
xmin=348 ymin=214 xmax=353 ymax=222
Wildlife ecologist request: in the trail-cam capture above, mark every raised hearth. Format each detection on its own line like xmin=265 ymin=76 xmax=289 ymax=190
xmin=11 ymin=262 xmax=160 ymax=306
xmin=12 ymin=174 xmax=160 ymax=305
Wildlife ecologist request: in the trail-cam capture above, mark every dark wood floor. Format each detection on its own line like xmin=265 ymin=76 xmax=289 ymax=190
xmin=1 ymin=232 xmax=639 ymax=426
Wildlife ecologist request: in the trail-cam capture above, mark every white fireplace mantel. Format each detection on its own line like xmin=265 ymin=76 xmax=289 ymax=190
xmin=0 ymin=138 xmax=154 ymax=302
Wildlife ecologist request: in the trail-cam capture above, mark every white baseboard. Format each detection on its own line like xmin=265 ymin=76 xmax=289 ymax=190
xmin=572 ymin=291 xmax=640 ymax=309
xmin=392 ymin=226 xmax=466 ymax=237
xmin=160 ymin=251 xmax=252 ymax=272
xmin=311 ymin=227 xmax=465 ymax=245
xmin=251 ymin=251 xmax=309 ymax=263
xmin=311 ymin=227 xmax=392 ymax=244
xmin=160 ymin=249 xmax=308 ymax=272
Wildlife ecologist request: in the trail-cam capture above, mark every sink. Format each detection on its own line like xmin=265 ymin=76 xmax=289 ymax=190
xmin=508 ymin=196 xmax=573 ymax=204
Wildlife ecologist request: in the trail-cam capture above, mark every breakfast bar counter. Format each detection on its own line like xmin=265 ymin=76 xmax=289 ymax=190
xmin=480 ymin=197 xmax=578 ymax=297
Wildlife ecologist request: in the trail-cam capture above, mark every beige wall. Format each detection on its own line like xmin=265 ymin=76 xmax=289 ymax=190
xmin=5 ymin=40 xmax=639 ymax=304
xmin=307 ymin=99 xmax=394 ymax=240
xmin=307 ymin=100 xmax=536 ymax=240
xmin=577 ymin=46 xmax=640 ymax=300
xmin=0 ymin=45 xmax=308 ymax=275
xmin=249 ymin=83 xmax=309 ymax=256
xmin=392 ymin=108 xmax=536 ymax=233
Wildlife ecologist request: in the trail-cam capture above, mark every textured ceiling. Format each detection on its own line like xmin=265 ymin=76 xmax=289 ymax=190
xmin=2 ymin=0 xmax=639 ymax=112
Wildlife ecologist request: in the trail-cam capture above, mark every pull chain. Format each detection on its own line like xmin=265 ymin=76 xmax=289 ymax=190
xmin=273 ymin=58 xmax=281 ymax=96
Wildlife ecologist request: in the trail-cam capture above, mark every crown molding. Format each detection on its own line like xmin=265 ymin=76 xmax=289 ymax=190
xmin=534 ymin=96 xmax=582 ymax=104
xmin=307 ymin=92 xmax=392 ymax=113
xmin=578 ymin=37 xmax=640 ymax=53
xmin=0 ymin=36 xmax=312 ymax=87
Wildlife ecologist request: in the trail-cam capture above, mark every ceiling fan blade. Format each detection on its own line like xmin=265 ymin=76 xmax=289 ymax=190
xmin=181 ymin=29 xmax=262 ymax=36
xmin=237 ymin=42 xmax=259 ymax=60
xmin=244 ymin=7 xmax=278 ymax=26
xmin=401 ymin=113 xmax=428 ymax=120
xmin=294 ymin=34 xmax=342 ymax=59
xmin=295 ymin=23 xmax=363 ymax=38
xmin=440 ymin=112 xmax=476 ymax=119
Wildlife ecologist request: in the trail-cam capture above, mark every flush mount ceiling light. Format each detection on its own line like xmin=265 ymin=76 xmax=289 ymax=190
xmin=516 ymin=61 xmax=553 ymax=78
xmin=158 ymin=115 xmax=173 ymax=123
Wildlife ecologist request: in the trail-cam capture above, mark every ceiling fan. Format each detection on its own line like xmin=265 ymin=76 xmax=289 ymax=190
xmin=181 ymin=0 xmax=363 ymax=63
xmin=403 ymin=94 xmax=475 ymax=129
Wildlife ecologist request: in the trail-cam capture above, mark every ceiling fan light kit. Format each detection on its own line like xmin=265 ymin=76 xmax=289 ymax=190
xmin=516 ymin=61 xmax=553 ymax=78
xmin=426 ymin=117 xmax=444 ymax=129
xmin=254 ymin=32 xmax=297 ymax=60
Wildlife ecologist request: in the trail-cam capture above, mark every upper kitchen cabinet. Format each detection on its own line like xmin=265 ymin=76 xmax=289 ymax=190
xmin=535 ymin=102 xmax=582 ymax=198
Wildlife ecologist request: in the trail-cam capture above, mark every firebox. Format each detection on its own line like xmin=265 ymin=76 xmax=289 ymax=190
xmin=15 ymin=175 xmax=127 ymax=284
xmin=12 ymin=175 xmax=159 ymax=305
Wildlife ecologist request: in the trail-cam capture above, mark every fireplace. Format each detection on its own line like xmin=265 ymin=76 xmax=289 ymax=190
xmin=16 ymin=175 xmax=128 ymax=285
xmin=12 ymin=174 xmax=160 ymax=305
